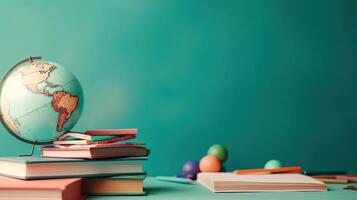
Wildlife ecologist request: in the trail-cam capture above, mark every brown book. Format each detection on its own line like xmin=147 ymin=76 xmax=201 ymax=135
xmin=41 ymin=143 xmax=149 ymax=159
xmin=83 ymin=175 xmax=146 ymax=195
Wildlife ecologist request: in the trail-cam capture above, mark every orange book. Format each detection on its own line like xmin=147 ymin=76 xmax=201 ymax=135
xmin=0 ymin=176 xmax=83 ymax=200
xmin=233 ymin=166 xmax=302 ymax=175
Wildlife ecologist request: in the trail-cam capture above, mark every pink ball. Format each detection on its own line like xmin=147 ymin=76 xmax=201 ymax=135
xmin=199 ymin=155 xmax=221 ymax=172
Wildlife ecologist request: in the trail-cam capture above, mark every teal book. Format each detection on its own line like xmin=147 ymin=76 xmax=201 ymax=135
xmin=83 ymin=174 xmax=147 ymax=196
xmin=0 ymin=156 xmax=147 ymax=180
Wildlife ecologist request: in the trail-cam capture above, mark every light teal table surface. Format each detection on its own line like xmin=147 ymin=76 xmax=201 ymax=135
xmin=87 ymin=177 xmax=357 ymax=200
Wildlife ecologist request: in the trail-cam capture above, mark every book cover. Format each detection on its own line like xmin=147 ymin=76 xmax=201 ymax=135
xmin=0 ymin=176 xmax=83 ymax=200
xmin=0 ymin=156 xmax=147 ymax=180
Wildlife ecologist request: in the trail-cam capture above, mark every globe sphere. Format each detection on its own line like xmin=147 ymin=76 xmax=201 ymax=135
xmin=0 ymin=57 xmax=83 ymax=144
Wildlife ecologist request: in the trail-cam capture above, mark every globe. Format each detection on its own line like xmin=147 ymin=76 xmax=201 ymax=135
xmin=0 ymin=57 xmax=83 ymax=144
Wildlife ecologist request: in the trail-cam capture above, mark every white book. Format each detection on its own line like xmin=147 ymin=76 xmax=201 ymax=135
xmin=197 ymin=173 xmax=327 ymax=193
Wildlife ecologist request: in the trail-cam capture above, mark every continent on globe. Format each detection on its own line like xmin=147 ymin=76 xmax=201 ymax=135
xmin=52 ymin=91 xmax=79 ymax=131
xmin=0 ymin=99 xmax=20 ymax=133
xmin=19 ymin=61 xmax=56 ymax=96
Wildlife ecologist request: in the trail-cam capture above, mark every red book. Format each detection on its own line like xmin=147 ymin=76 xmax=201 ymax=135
xmin=41 ymin=143 xmax=149 ymax=159
xmin=54 ymin=129 xmax=138 ymax=145
xmin=85 ymin=128 xmax=137 ymax=136
xmin=0 ymin=176 xmax=83 ymax=200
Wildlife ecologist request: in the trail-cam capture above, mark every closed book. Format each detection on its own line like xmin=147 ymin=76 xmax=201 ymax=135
xmin=197 ymin=173 xmax=327 ymax=192
xmin=83 ymin=174 xmax=146 ymax=195
xmin=336 ymin=175 xmax=357 ymax=182
xmin=0 ymin=176 xmax=83 ymax=200
xmin=41 ymin=143 xmax=149 ymax=159
xmin=0 ymin=156 xmax=146 ymax=180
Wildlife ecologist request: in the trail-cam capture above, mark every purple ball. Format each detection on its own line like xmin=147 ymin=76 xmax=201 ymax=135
xmin=182 ymin=160 xmax=200 ymax=179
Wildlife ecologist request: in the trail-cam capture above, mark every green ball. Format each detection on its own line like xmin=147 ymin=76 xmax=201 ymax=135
xmin=207 ymin=144 xmax=228 ymax=163
xmin=264 ymin=160 xmax=282 ymax=169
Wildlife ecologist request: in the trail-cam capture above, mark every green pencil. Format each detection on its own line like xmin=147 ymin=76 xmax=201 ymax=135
xmin=156 ymin=176 xmax=193 ymax=184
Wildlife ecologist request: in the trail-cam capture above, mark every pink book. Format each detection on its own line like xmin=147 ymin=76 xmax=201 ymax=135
xmin=42 ymin=143 xmax=149 ymax=159
xmin=0 ymin=176 xmax=83 ymax=200
xmin=336 ymin=175 xmax=357 ymax=182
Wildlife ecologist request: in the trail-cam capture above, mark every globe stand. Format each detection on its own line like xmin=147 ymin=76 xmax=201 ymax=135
xmin=0 ymin=56 xmax=42 ymax=157
xmin=19 ymin=143 xmax=36 ymax=157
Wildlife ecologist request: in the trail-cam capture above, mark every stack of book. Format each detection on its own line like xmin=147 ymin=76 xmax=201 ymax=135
xmin=0 ymin=129 xmax=149 ymax=200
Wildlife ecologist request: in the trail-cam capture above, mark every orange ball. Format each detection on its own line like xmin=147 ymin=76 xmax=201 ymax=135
xmin=199 ymin=155 xmax=221 ymax=172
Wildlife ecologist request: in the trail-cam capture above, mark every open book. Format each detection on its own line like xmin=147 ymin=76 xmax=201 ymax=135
xmin=197 ymin=173 xmax=327 ymax=192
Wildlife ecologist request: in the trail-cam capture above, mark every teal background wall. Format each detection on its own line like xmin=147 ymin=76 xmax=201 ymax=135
xmin=0 ymin=0 xmax=356 ymax=175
